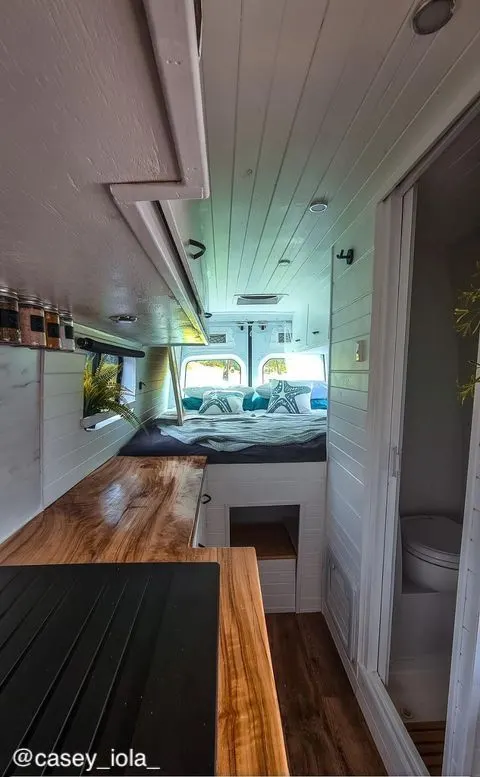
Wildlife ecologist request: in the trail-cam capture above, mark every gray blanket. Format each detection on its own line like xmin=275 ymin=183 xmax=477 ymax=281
xmin=156 ymin=411 xmax=327 ymax=452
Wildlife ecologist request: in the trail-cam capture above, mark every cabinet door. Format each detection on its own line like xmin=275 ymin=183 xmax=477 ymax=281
xmin=292 ymin=306 xmax=308 ymax=351
xmin=161 ymin=200 xmax=209 ymax=309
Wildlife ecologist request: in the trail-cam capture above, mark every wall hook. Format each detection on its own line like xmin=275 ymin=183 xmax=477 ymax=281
xmin=336 ymin=248 xmax=355 ymax=265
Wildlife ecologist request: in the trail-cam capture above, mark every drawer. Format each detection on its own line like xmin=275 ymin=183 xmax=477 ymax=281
xmin=258 ymin=558 xmax=296 ymax=614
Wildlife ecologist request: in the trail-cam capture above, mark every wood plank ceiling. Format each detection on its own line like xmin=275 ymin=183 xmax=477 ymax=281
xmin=199 ymin=0 xmax=480 ymax=314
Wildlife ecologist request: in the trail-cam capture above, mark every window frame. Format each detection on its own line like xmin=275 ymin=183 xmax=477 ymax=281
xmin=82 ymin=352 xmax=137 ymax=430
xmin=259 ymin=352 xmax=326 ymax=384
xmin=181 ymin=353 xmax=246 ymax=389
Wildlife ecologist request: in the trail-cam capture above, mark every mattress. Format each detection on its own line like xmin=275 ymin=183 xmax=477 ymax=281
xmin=119 ymin=424 xmax=326 ymax=464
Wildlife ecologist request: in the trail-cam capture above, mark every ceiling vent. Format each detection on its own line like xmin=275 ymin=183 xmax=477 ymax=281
xmin=235 ymin=294 xmax=283 ymax=306
xmin=208 ymin=333 xmax=227 ymax=344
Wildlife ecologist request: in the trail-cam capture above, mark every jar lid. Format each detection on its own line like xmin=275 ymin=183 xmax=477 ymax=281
xmin=18 ymin=293 xmax=43 ymax=306
xmin=0 ymin=286 xmax=18 ymax=299
xmin=59 ymin=309 xmax=73 ymax=319
xmin=43 ymin=303 xmax=59 ymax=312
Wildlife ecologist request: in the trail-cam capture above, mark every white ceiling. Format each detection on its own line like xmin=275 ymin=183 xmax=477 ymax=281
xmin=1 ymin=0 xmax=480 ymax=337
xmin=198 ymin=0 xmax=480 ymax=314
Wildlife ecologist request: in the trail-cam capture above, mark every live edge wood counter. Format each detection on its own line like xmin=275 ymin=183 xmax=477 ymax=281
xmin=0 ymin=456 xmax=288 ymax=777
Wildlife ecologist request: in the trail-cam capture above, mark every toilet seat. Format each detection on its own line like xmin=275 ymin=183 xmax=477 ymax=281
xmin=402 ymin=515 xmax=461 ymax=569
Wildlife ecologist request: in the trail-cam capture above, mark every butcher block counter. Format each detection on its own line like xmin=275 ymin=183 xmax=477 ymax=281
xmin=0 ymin=456 xmax=288 ymax=777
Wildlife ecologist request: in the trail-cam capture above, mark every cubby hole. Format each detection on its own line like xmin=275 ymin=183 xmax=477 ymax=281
xmin=229 ymin=505 xmax=299 ymax=560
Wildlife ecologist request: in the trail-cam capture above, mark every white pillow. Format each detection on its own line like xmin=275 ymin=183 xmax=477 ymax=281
xmin=266 ymin=380 xmax=312 ymax=414
xmin=199 ymin=390 xmax=245 ymax=415
xmin=254 ymin=382 xmax=273 ymax=398
xmin=185 ymin=385 xmax=253 ymax=399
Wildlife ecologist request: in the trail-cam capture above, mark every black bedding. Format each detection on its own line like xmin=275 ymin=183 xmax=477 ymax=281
xmin=119 ymin=424 xmax=326 ymax=464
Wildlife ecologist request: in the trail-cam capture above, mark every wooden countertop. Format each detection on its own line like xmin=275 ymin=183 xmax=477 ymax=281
xmin=0 ymin=456 xmax=288 ymax=776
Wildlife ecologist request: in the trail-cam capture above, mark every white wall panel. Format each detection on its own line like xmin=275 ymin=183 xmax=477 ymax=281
xmin=42 ymin=348 xmax=169 ymax=507
xmin=0 ymin=348 xmax=42 ymax=543
xmin=326 ymin=206 xmax=375 ymax=600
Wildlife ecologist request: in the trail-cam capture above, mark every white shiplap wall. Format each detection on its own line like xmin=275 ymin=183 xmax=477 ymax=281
xmin=326 ymin=205 xmax=373 ymax=614
xmin=42 ymin=347 xmax=170 ymax=507
xmin=0 ymin=348 xmax=42 ymax=543
xmin=323 ymin=0 xmax=480 ymax=671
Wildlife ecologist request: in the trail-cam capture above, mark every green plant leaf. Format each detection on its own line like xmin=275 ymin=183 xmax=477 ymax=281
xmin=83 ymin=356 xmax=145 ymax=429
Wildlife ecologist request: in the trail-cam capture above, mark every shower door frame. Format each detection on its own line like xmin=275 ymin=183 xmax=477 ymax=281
xmin=358 ymin=99 xmax=480 ymax=776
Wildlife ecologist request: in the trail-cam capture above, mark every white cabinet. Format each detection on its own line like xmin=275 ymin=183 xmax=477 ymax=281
xmin=161 ymin=200 xmax=209 ymax=309
xmin=258 ymin=559 xmax=297 ymax=614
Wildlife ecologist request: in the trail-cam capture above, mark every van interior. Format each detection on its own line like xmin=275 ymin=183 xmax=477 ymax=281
xmin=1 ymin=1 xmax=480 ymax=775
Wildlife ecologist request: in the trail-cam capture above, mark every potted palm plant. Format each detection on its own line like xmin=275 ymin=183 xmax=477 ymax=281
xmin=82 ymin=356 xmax=144 ymax=430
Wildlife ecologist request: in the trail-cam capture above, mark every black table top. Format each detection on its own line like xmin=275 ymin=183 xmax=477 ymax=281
xmin=0 ymin=562 xmax=219 ymax=776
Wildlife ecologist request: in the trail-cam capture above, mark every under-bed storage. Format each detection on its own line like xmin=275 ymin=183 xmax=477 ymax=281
xmin=230 ymin=506 xmax=299 ymax=613
xmin=202 ymin=462 xmax=326 ymax=613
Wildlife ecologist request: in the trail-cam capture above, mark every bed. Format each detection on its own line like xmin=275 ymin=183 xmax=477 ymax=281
xmin=118 ymin=408 xmax=327 ymax=613
xmin=119 ymin=410 xmax=327 ymax=463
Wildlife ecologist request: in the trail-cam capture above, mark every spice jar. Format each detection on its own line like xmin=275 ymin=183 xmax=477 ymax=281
xmin=59 ymin=310 xmax=75 ymax=352
xmin=18 ymin=295 xmax=46 ymax=348
xmin=44 ymin=304 xmax=62 ymax=350
xmin=0 ymin=287 xmax=21 ymax=345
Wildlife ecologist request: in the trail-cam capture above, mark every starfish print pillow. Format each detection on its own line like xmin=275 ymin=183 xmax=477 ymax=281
xmin=199 ymin=389 xmax=245 ymax=415
xmin=266 ymin=380 xmax=312 ymax=414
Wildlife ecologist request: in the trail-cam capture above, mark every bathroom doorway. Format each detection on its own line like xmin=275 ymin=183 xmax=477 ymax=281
xmin=386 ymin=157 xmax=479 ymax=768
xmin=361 ymin=102 xmax=480 ymax=776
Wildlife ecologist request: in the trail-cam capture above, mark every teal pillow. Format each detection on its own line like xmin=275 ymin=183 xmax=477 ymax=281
xmin=182 ymin=396 xmax=202 ymax=411
xmin=311 ymin=398 xmax=328 ymax=409
xmin=252 ymin=393 xmax=269 ymax=411
xmin=243 ymin=393 xmax=254 ymax=411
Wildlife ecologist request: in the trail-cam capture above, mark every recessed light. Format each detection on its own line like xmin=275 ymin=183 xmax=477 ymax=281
xmin=412 ymin=0 xmax=455 ymax=34
xmin=309 ymin=199 xmax=328 ymax=213
xmin=109 ymin=314 xmax=137 ymax=323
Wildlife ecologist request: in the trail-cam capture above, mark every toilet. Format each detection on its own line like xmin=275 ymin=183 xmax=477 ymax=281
xmin=402 ymin=515 xmax=462 ymax=592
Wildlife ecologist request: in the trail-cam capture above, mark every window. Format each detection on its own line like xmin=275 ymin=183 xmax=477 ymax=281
xmin=183 ymin=356 xmax=244 ymax=388
xmin=83 ymin=353 xmax=136 ymax=427
xmin=261 ymin=353 xmax=326 ymax=383
xmin=88 ymin=352 xmax=123 ymax=384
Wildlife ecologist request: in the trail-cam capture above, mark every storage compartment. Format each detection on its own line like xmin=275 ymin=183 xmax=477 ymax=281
xmin=230 ymin=505 xmax=298 ymax=613
xmin=161 ymin=199 xmax=209 ymax=308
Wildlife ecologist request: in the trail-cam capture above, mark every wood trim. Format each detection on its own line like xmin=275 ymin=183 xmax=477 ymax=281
xmin=377 ymin=186 xmax=417 ymax=681
xmin=192 ymin=547 xmax=289 ymax=776
xmin=357 ymin=667 xmax=428 ymax=776
xmin=143 ymin=0 xmax=209 ymax=198
xmin=358 ymin=194 xmax=402 ymax=674
xmin=168 ymin=347 xmax=184 ymax=426
xmin=444 ymin=334 xmax=480 ymax=776
xmin=110 ymin=0 xmax=209 ymax=202
xmin=110 ymin=181 xmax=206 ymax=203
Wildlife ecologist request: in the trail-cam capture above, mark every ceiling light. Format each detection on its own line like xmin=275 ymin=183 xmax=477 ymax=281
xmin=412 ymin=0 xmax=455 ymax=34
xmin=109 ymin=314 xmax=137 ymax=323
xmin=309 ymin=199 xmax=328 ymax=213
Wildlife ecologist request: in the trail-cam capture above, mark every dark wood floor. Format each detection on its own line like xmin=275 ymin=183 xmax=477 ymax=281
xmin=266 ymin=613 xmax=386 ymax=776
xmin=406 ymin=721 xmax=445 ymax=776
